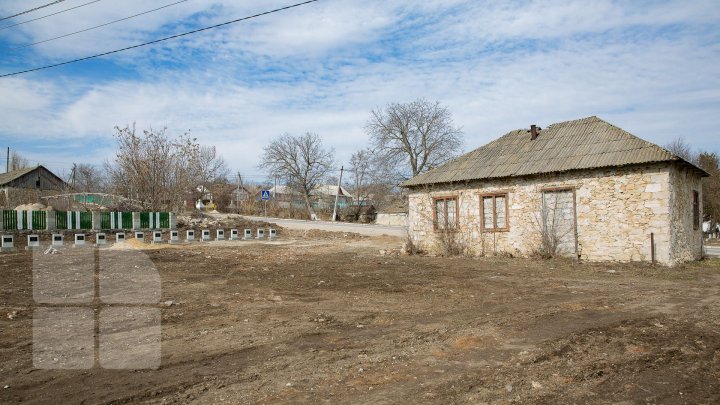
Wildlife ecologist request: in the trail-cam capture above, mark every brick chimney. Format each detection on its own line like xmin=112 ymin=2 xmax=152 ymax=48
xmin=530 ymin=124 xmax=538 ymax=140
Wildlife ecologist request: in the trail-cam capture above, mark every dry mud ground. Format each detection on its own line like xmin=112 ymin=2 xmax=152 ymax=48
xmin=1 ymin=235 xmax=720 ymax=404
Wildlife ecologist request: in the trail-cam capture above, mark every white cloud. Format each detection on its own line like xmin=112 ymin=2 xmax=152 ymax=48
xmin=1 ymin=0 xmax=719 ymax=178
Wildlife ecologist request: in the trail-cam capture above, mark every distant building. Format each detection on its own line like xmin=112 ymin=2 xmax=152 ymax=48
xmin=265 ymin=184 xmax=354 ymax=210
xmin=0 ymin=165 xmax=66 ymax=191
xmin=311 ymin=184 xmax=353 ymax=209
xmin=402 ymin=116 xmax=707 ymax=265
xmin=228 ymin=185 xmax=255 ymax=208
xmin=1 ymin=166 xmax=67 ymax=206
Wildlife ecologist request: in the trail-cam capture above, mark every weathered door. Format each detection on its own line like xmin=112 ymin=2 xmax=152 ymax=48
xmin=541 ymin=189 xmax=577 ymax=257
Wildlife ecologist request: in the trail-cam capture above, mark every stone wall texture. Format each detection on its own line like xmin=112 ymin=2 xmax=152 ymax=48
xmin=407 ymin=163 xmax=703 ymax=266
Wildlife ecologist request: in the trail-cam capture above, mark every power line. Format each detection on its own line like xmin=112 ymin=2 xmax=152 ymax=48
xmin=11 ymin=0 xmax=190 ymax=49
xmin=0 ymin=0 xmax=68 ymax=22
xmin=0 ymin=0 xmax=103 ymax=32
xmin=0 ymin=0 xmax=319 ymax=78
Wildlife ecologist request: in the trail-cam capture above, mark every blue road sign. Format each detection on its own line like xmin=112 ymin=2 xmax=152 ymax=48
xmin=261 ymin=190 xmax=271 ymax=201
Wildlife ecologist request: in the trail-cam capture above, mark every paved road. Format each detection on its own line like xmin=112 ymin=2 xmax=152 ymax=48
xmin=213 ymin=214 xmax=407 ymax=237
xmin=705 ymin=245 xmax=720 ymax=258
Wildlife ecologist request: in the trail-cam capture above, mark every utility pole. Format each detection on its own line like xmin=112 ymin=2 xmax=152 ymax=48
xmin=273 ymin=176 xmax=277 ymax=209
xmin=332 ymin=166 xmax=344 ymax=222
xmin=236 ymin=172 xmax=242 ymax=214
xmin=5 ymin=147 xmax=9 ymax=172
xmin=70 ymin=163 xmax=77 ymax=188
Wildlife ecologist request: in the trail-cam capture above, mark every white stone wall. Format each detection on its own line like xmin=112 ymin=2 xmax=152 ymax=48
xmin=407 ymin=163 xmax=702 ymax=265
xmin=375 ymin=213 xmax=408 ymax=227
xmin=668 ymin=164 xmax=703 ymax=262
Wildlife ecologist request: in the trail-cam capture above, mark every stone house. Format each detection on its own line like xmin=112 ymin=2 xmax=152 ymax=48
xmin=402 ymin=116 xmax=707 ymax=265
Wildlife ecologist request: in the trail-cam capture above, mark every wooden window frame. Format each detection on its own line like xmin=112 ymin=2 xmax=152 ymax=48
xmin=432 ymin=196 xmax=459 ymax=231
xmin=480 ymin=192 xmax=509 ymax=232
xmin=693 ymin=190 xmax=700 ymax=231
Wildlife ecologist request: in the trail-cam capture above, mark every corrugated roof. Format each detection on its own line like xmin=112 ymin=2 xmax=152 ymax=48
xmin=0 ymin=166 xmax=38 ymax=186
xmin=402 ymin=116 xmax=706 ymax=187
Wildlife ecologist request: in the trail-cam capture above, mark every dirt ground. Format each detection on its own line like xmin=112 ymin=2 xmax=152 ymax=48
xmin=1 ymin=234 xmax=720 ymax=404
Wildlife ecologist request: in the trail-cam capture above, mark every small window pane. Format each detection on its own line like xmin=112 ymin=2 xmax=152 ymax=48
xmin=483 ymin=197 xmax=493 ymax=229
xmin=495 ymin=196 xmax=506 ymax=228
xmin=447 ymin=199 xmax=456 ymax=227
xmin=435 ymin=200 xmax=446 ymax=229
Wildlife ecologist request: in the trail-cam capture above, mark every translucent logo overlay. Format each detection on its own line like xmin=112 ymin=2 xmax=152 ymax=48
xmin=32 ymin=247 xmax=161 ymax=369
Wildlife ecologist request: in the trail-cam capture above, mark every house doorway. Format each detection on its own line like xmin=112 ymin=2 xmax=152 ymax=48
xmin=541 ymin=189 xmax=578 ymax=258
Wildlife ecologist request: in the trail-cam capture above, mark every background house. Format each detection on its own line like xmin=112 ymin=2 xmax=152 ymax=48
xmin=311 ymin=184 xmax=353 ymax=210
xmin=1 ymin=165 xmax=68 ymax=208
xmin=402 ymin=116 xmax=707 ymax=265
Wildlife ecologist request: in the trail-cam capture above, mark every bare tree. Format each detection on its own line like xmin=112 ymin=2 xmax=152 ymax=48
xmin=107 ymin=124 xmax=199 ymax=211
xmin=699 ymin=152 xmax=720 ymax=231
xmin=365 ymin=99 xmax=463 ymax=182
xmin=261 ymin=132 xmax=334 ymax=220
xmin=349 ymin=148 xmax=373 ymax=206
xmin=665 ymin=137 xmax=697 ymax=163
xmin=9 ymin=150 xmax=30 ymax=171
xmin=193 ymin=145 xmax=229 ymax=203
xmin=70 ymin=163 xmax=107 ymax=192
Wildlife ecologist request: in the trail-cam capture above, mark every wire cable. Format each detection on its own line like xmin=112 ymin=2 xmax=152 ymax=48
xmin=0 ymin=0 xmax=68 ymax=22
xmin=0 ymin=0 xmax=103 ymax=32
xmin=11 ymin=0 xmax=189 ymax=49
xmin=0 ymin=0 xmax=319 ymax=78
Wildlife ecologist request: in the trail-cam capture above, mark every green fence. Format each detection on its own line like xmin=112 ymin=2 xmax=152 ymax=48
xmin=31 ymin=211 xmax=46 ymax=230
xmin=2 ymin=210 xmax=17 ymax=230
xmin=2 ymin=210 xmax=172 ymax=231
xmin=55 ymin=211 xmax=67 ymax=229
xmin=139 ymin=212 xmax=150 ymax=229
xmin=100 ymin=212 xmax=111 ymax=229
xmin=79 ymin=212 xmax=92 ymax=229
xmin=53 ymin=211 xmax=92 ymax=230
xmin=120 ymin=212 xmax=133 ymax=229
xmin=1 ymin=210 xmax=45 ymax=230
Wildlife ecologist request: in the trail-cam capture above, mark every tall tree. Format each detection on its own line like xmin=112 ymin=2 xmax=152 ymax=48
xmin=71 ymin=163 xmax=107 ymax=192
xmin=261 ymin=132 xmax=334 ymax=219
xmin=699 ymin=152 xmax=720 ymax=228
xmin=349 ymin=148 xmax=373 ymax=206
xmin=365 ymin=99 xmax=463 ymax=181
xmin=193 ymin=145 xmax=229 ymax=203
xmin=107 ymin=125 xmax=199 ymax=211
xmin=9 ymin=150 xmax=29 ymax=171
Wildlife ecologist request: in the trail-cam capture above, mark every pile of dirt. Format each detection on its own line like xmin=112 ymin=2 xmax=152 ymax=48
xmin=176 ymin=214 xmax=278 ymax=233
xmin=14 ymin=203 xmax=53 ymax=211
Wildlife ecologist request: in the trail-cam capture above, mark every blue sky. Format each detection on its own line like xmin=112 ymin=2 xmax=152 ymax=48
xmin=0 ymin=0 xmax=719 ymax=183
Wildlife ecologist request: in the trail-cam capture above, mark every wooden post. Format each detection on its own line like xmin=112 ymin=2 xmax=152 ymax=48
xmin=650 ymin=232 xmax=655 ymax=265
